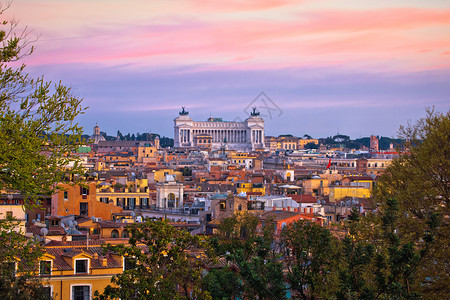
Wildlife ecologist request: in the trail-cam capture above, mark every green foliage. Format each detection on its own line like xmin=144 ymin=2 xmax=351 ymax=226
xmin=0 ymin=216 xmax=50 ymax=299
xmin=159 ymin=136 xmax=174 ymax=148
xmin=0 ymin=4 xmax=85 ymax=208
xmin=373 ymin=109 xmax=449 ymax=298
xmin=303 ymin=142 xmax=318 ymax=150
xmin=94 ymin=219 xmax=211 ymax=300
xmin=0 ymin=3 xmax=85 ymax=298
xmin=281 ymin=220 xmax=340 ymax=299
xmin=213 ymin=213 xmax=286 ymax=300
xmin=337 ymin=209 xmax=376 ymax=299
xmin=202 ymin=267 xmax=242 ymax=300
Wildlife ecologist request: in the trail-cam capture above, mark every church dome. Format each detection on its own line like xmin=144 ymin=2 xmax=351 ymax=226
xmin=89 ymin=124 xmax=106 ymax=144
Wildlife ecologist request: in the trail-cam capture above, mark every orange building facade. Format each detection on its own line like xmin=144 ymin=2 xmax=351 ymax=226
xmin=51 ymin=182 xmax=123 ymax=221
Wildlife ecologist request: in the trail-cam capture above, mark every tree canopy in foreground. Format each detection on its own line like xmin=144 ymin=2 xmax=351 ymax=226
xmin=0 ymin=2 xmax=85 ymax=208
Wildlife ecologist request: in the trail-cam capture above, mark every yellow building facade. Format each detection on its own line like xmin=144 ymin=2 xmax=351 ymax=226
xmin=153 ymin=169 xmax=183 ymax=183
xmin=40 ymin=245 xmax=123 ymax=300
xmin=236 ymin=182 xmax=265 ymax=196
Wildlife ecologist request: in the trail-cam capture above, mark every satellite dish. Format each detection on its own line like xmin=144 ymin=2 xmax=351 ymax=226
xmin=40 ymin=228 xmax=48 ymax=237
xmin=68 ymin=220 xmax=74 ymax=227
xmin=91 ymin=216 xmax=96 ymax=221
xmin=32 ymin=219 xmax=36 ymax=224
xmin=130 ymin=211 xmax=136 ymax=217
xmin=73 ymin=221 xmax=78 ymax=226
xmin=61 ymin=223 xmax=66 ymax=228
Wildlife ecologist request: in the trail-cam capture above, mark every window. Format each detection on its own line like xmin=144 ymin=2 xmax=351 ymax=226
xmin=80 ymin=203 xmax=88 ymax=216
xmin=127 ymin=198 xmax=136 ymax=209
xmin=6 ymin=211 xmax=12 ymax=218
xmin=40 ymin=260 xmax=52 ymax=275
xmin=75 ymin=259 xmax=88 ymax=274
xmin=111 ymin=229 xmax=119 ymax=238
xmin=167 ymin=193 xmax=175 ymax=208
xmin=71 ymin=285 xmax=90 ymax=300
xmin=99 ymin=197 xmax=109 ymax=203
xmin=80 ymin=187 xmax=89 ymax=196
xmin=141 ymin=198 xmax=148 ymax=209
xmin=64 ymin=191 xmax=68 ymax=200
xmin=121 ymin=230 xmax=129 ymax=238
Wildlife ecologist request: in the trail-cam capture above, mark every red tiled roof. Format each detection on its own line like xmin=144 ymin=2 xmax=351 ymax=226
xmin=291 ymin=194 xmax=318 ymax=203
xmin=26 ymin=226 xmax=66 ymax=236
xmin=45 ymin=246 xmax=122 ymax=271
xmin=97 ymin=221 xmax=126 ymax=228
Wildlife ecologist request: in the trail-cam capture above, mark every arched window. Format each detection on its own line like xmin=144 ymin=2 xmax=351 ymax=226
xmin=111 ymin=229 xmax=119 ymax=238
xmin=122 ymin=230 xmax=129 ymax=238
xmin=167 ymin=193 xmax=176 ymax=208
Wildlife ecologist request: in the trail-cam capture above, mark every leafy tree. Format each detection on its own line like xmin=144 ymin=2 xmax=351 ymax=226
xmin=281 ymin=220 xmax=340 ymax=299
xmin=116 ymin=130 xmax=123 ymax=140
xmin=0 ymin=3 xmax=84 ymax=298
xmin=371 ymin=198 xmax=423 ymax=299
xmin=160 ymin=136 xmax=174 ymax=148
xmin=303 ymin=142 xmax=318 ymax=150
xmin=202 ymin=267 xmax=242 ymax=300
xmin=94 ymin=219 xmax=211 ymax=300
xmin=336 ymin=208 xmax=375 ymax=299
xmin=214 ymin=213 xmax=286 ymax=300
xmin=373 ymin=109 xmax=449 ymax=298
xmin=0 ymin=216 xmax=51 ymax=300
xmin=332 ymin=134 xmax=350 ymax=142
xmin=0 ymin=3 xmax=85 ymax=207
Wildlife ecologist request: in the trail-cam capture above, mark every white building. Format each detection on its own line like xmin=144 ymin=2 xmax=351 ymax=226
xmin=174 ymin=107 xmax=265 ymax=151
xmin=155 ymin=175 xmax=184 ymax=209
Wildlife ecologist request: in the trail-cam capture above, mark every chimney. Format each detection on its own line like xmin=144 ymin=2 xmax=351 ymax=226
xmin=93 ymin=253 xmax=99 ymax=260
xmin=287 ymin=206 xmax=290 ymax=212
xmin=282 ymin=207 xmax=286 ymax=211
xmin=102 ymin=257 xmax=108 ymax=267
xmin=273 ymin=206 xmax=276 ymax=211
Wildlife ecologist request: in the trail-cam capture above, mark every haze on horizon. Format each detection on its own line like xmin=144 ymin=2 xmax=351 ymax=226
xmin=8 ymin=0 xmax=450 ymax=139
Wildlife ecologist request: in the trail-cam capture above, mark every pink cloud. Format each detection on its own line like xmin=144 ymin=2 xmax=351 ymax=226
xmin=21 ymin=5 xmax=450 ymax=73
xmin=188 ymin=0 xmax=298 ymax=12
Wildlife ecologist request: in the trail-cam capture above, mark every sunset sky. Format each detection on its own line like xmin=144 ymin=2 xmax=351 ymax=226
xmin=7 ymin=0 xmax=450 ymax=138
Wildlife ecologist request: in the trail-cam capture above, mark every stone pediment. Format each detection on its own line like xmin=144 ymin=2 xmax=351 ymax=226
xmin=248 ymin=124 xmax=264 ymax=130
xmin=176 ymin=123 xmax=194 ymax=128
